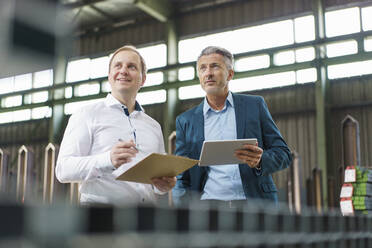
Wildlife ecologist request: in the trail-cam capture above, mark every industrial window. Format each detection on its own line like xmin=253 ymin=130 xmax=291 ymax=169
xmin=0 ymin=77 xmax=14 ymax=94
xmin=235 ymin=55 xmax=270 ymax=72
xmin=328 ymin=60 xmax=372 ymax=79
xmin=361 ymin=6 xmax=372 ymax=31
xmin=229 ymin=71 xmax=296 ymax=93
xmin=33 ymin=91 xmax=49 ymax=103
xmin=74 ymin=82 xmax=100 ymax=97
xmin=274 ymin=48 xmax=316 ymax=65
xmin=178 ymin=85 xmax=205 ymax=100
xmin=326 ymin=40 xmax=358 ymax=58
xmin=178 ymin=32 xmax=229 ymax=63
xmin=66 ymin=58 xmax=90 ymax=83
xmin=365 ymin=36 xmax=372 ymax=51
xmin=294 ymin=15 xmax=315 ymax=43
xmin=0 ymin=112 xmax=13 ymax=124
xmin=14 ymin=73 xmax=32 ymax=92
xmin=296 ymin=68 xmax=317 ymax=84
xmin=137 ymin=44 xmax=167 ymax=69
xmin=67 ymin=55 xmax=109 ymax=82
xmin=90 ymin=56 xmax=109 ymax=79
xmin=64 ymin=98 xmax=103 ymax=115
xmin=145 ymin=72 xmax=164 ymax=86
xmin=24 ymin=91 xmax=48 ymax=104
xmin=65 ymin=86 xmax=73 ymax=99
xmin=32 ymin=106 xmax=51 ymax=119
xmin=13 ymin=109 xmax=31 ymax=122
xmin=178 ymin=70 xmax=302 ymax=100
xmin=101 ymin=81 xmax=111 ymax=92
xmin=295 ymin=47 xmax=315 ymax=62
xmin=179 ymin=19 xmax=295 ymax=63
xmin=325 ymin=7 xmax=360 ymax=37
xmin=34 ymin=69 xmax=53 ymax=88
xmin=0 ymin=70 xmax=52 ymax=96
xmin=231 ymin=20 xmax=295 ymax=53
xmin=178 ymin=67 xmax=195 ymax=81
xmin=2 ymin=95 xmax=22 ymax=108
xmin=136 ymin=90 xmax=166 ymax=105
xmin=274 ymin=50 xmax=295 ymax=66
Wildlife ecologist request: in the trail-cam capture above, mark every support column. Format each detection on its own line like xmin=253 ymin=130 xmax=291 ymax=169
xmin=49 ymin=43 xmax=68 ymax=143
xmin=313 ymin=0 xmax=332 ymax=209
xmin=163 ymin=19 xmax=179 ymax=148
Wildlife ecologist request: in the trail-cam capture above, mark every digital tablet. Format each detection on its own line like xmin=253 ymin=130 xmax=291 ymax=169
xmin=199 ymin=138 xmax=257 ymax=166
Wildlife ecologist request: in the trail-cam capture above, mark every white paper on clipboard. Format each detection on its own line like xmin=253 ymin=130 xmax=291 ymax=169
xmin=199 ymin=138 xmax=257 ymax=166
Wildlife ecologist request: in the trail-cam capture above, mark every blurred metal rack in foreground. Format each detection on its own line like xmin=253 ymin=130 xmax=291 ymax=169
xmin=1 ymin=200 xmax=371 ymax=248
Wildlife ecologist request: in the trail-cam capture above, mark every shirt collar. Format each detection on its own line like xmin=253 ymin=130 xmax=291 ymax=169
xmin=203 ymin=91 xmax=234 ymax=116
xmin=105 ymin=93 xmax=143 ymax=112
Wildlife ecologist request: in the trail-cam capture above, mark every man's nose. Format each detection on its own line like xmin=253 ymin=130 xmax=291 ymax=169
xmin=204 ymin=67 xmax=213 ymax=76
xmin=119 ymin=66 xmax=129 ymax=74
xmin=205 ymin=74 xmax=213 ymax=80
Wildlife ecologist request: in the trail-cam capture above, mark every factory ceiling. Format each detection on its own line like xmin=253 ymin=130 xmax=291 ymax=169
xmin=60 ymin=0 xmax=239 ymax=36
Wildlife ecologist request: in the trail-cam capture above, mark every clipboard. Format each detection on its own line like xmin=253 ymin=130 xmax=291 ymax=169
xmin=199 ymin=138 xmax=257 ymax=166
xmin=114 ymin=153 xmax=198 ymax=184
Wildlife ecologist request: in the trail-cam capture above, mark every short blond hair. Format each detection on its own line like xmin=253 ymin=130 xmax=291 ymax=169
xmin=108 ymin=45 xmax=147 ymax=77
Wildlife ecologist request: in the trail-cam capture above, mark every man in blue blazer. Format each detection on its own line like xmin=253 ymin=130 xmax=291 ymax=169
xmin=172 ymin=46 xmax=292 ymax=207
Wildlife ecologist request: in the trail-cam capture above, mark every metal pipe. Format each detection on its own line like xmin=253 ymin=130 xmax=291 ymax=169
xmin=288 ymin=152 xmax=301 ymax=214
xmin=16 ymin=145 xmax=34 ymax=203
xmin=0 ymin=148 xmax=9 ymax=193
xmin=306 ymin=177 xmax=314 ymax=208
xmin=327 ymin=177 xmax=336 ymax=209
xmin=69 ymin=183 xmax=80 ymax=205
xmin=313 ymin=167 xmax=323 ymax=213
xmin=167 ymin=131 xmax=177 ymax=207
xmin=43 ymin=143 xmax=60 ymax=204
xmin=341 ymin=115 xmax=360 ymax=168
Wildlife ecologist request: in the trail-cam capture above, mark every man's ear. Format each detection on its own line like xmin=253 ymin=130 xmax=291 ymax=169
xmin=140 ymin=74 xmax=146 ymax=87
xmin=108 ymin=73 xmax=113 ymax=85
xmin=227 ymin=69 xmax=234 ymax=81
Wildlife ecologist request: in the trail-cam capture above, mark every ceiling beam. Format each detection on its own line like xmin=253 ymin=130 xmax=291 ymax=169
xmin=89 ymin=4 xmax=115 ymax=21
xmin=134 ymin=0 xmax=173 ymax=22
xmin=62 ymin=0 xmax=107 ymax=9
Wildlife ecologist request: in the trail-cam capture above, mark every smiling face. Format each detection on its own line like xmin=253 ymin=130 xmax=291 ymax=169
xmin=197 ymin=53 xmax=234 ymax=97
xmin=108 ymin=50 xmax=146 ymax=98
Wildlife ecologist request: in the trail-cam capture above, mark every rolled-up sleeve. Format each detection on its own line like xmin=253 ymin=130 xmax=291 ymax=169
xmin=55 ymin=110 xmax=114 ymax=183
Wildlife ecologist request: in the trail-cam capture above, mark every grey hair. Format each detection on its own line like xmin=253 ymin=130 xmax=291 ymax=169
xmin=197 ymin=46 xmax=234 ymax=70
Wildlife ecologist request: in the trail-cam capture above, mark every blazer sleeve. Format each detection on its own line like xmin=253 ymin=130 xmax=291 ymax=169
xmin=258 ymin=97 xmax=292 ymax=176
xmin=172 ymin=116 xmax=191 ymax=206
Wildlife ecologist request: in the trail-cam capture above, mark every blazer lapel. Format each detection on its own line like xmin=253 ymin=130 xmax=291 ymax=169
xmin=193 ymin=102 xmax=205 ymax=142
xmin=194 ymin=101 xmax=208 ymax=174
xmin=233 ymin=94 xmax=246 ymax=139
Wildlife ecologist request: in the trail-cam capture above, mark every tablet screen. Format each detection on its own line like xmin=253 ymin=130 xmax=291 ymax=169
xmin=199 ymin=138 xmax=257 ymax=166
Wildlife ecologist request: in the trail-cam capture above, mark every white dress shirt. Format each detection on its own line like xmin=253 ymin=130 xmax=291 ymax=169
xmin=56 ymin=94 xmax=165 ymax=206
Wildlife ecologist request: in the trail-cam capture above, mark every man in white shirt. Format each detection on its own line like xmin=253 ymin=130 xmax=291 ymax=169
xmin=56 ymin=45 xmax=176 ymax=206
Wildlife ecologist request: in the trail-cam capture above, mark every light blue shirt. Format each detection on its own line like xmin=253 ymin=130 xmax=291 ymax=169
xmin=201 ymin=91 xmax=246 ymax=201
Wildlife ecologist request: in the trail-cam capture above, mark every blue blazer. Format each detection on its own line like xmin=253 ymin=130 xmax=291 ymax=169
xmin=172 ymin=93 xmax=292 ymax=205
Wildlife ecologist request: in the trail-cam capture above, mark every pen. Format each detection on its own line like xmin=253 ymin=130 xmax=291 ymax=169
xmin=118 ymin=138 xmax=139 ymax=151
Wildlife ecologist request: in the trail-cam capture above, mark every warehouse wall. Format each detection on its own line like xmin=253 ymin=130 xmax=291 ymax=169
xmin=155 ymin=75 xmax=372 ymax=193
xmin=72 ymin=0 xmax=314 ymax=57
xmin=2 ymin=76 xmax=372 ymax=202
xmin=71 ymin=0 xmax=372 ymax=58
